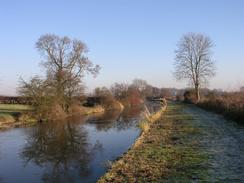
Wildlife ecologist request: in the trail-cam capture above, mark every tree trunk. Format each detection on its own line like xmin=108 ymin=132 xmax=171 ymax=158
xmin=195 ymin=85 xmax=200 ymax=103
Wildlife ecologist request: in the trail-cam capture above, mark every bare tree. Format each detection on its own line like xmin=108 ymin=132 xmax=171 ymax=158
xmin=18 ymin=76 xmax=53 ymax=120
xmin=132 ymin=79 xmax=148 ymax=92
xmin=36 ymin=34 xmax=100 ymax=110
xmin=94 ymin=87 xmax=117 ymax=108
xmin=110 ymin=83 xmax=128 ymax=100
xmin=19 ymin=34 xmax=100 ymax=119
xmin=240 ymin=87 xmax=244 ymax=92
xmin=174 ymin=33 xmax=216 ymax=102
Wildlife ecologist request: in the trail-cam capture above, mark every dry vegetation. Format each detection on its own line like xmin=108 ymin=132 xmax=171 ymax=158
xmin=198 ymin=92 xmax=244 ymax=124
xmin=0 ymin=104 xmax=35 ymax=130
xmin=0 ymin=103 xmax=105 ymax=130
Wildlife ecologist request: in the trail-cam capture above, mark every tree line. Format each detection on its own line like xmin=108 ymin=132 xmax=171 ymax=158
xmin=92 ymin=79 xmax=178 ymax=109
xmin=16 ymin=32 xmax=216 ymax=121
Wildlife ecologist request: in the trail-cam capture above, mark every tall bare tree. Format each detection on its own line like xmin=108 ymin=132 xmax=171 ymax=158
xmin=36 ymin=34 xmax=100 ymax=109
xmin=19 ymin=34 xmax=100 ymax=119
xmin=174 ymin=33 xmax=216 ymax=102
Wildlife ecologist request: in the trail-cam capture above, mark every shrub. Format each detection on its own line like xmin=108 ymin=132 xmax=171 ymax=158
xmin=198 ymin=92 xmax=244 ymax=124
xmin=183 ymin=90 xmax=197 ymax=103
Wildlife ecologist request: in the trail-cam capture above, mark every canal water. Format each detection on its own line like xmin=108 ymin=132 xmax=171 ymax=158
xmin=0 ymin=102 xmax=161 ymax=183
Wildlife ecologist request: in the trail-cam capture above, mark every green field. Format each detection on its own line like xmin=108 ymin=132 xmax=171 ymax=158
xmin=0 ymin=104 xmax=33 ymax=112
xmin=0 ymin=104 xmax=33 ymax=125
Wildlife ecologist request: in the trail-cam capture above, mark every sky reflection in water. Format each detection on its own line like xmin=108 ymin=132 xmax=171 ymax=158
xmin=0 ymin=103 xmax=161 ymax=183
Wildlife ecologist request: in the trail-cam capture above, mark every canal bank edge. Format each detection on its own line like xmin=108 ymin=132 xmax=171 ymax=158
xmin=0 ymin=100 xmax=127 ymax=131
xmin=134 ymin=105 xmax=167 ymax=148
xmin=98 ymin=102 xmax=211 ymax=182
xmin=98 ymin=104 xmax=167 ymax=183
xmin=0 ymin=105 xmax=106 ymax=131
xmin=0 ymin=101 xmax=126 ymax=131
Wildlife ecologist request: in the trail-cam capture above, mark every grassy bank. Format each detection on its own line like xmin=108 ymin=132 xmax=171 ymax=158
xmin=98 ymin=103 xmax=209 ymax=182
xmin=0 ymin=104 xmax=34 ymax=130
xmin=0 ymin=104 xmax=105 ymax=130
xmin=0 ymin=113 xmax=16 ymax=123
xmin=79 ymin=105 xmax=105 ymax=115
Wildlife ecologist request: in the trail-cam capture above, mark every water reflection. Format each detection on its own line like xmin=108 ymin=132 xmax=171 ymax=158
xmin=0 ymin=102 xmax=161 ymax=183
xmin=87 ymin=110 xmax=122 ymax=131
xmin=87 ymin=106 xmax=144 ymax=131
xmin=20 ymin=119 xmax=102 ymax=183
xmin=121 ymin=106 xmax=143 ymax=121
xmin=19 ymin=106 xmax=148 ymax=182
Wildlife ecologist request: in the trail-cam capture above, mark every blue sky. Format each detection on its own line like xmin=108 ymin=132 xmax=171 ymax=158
xmin=0 ymin=0 xmax=244 ymax=95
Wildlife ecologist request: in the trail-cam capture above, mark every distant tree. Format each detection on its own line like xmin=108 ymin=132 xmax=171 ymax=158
xmin=161 ymin=88 xmax=171 ymax=98
xmin=240 ymin=87 xmax=244 ymax=92
xmin=131 ymin=79 xmax=150 ymax=99
xmin=94 ymin=87 xmax=115 ymax=108
xmin=174 ymin=33 xmax=216 ymax=102
xmin=110 ymin=83 xmax=129 ymax=100
xmin=144 ymin=84 xmax=154 ymax=97
xmin=132 ymin=79 xmax=148 ymax=92
xmin=127 ymin=86 xmax=143 ymax=106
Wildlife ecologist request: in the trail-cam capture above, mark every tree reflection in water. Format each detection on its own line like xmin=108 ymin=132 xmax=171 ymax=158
xmin=87 ymin=106 xmax=144 ymax=131
xmin=19 ymin=103 xmax=160 ymax=183
xmin=20 ymin=117 xmax=102 ymax=183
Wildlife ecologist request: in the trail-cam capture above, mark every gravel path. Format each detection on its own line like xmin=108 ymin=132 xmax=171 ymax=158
xmin=184 ymin=105 xmax=244 ymax=182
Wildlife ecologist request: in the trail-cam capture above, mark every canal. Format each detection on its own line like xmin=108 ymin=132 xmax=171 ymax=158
xmin=0 ymin=102 xmax=161 ymax=183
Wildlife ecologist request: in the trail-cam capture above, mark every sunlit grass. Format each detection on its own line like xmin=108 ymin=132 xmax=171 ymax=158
xmin=0 ymin=104 xmax=33 ymax=126
xmin=0 ymin=113 xmax=15 ymax=123
xmin=0 ymin=104 xmax=33 ymax=112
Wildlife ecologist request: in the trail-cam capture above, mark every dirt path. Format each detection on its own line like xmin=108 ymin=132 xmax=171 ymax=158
xmin=184 ymin=105 xmax=244 ymax=182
